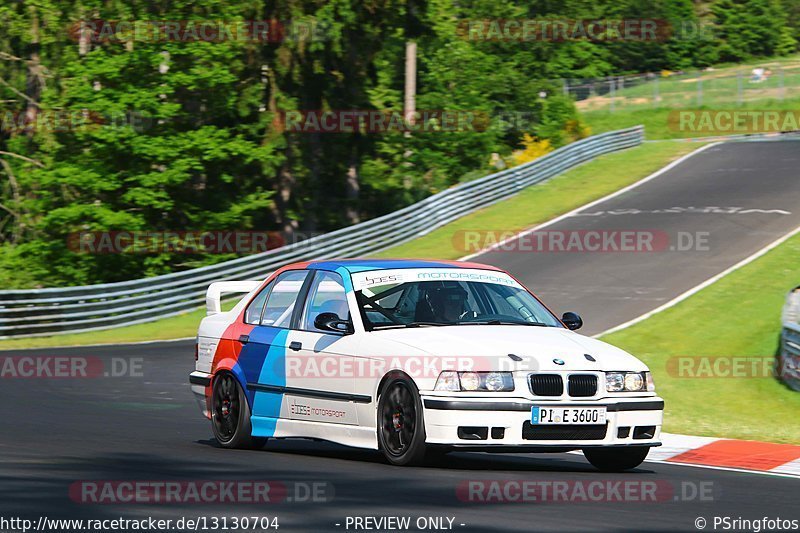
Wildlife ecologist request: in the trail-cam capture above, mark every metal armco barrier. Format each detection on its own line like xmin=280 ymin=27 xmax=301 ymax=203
xmin=780 ymin=286 xmax=800 ymax=391
xmin=0 ymin=126 xmax=644 ymax=338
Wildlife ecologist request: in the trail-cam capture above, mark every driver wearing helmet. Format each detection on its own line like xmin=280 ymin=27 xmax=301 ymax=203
xmin=427 ymin=285 xmax=469 ymax=323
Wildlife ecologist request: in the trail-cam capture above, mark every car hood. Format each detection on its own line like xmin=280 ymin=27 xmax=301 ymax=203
xmin=369 ymin=325 xmax=647 ymax=372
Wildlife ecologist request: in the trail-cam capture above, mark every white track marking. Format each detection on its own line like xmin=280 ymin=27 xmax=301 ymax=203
xmin=596 ymin=224 xmax=800 ymax=337
xmin=0 ymin=336 xmax=195 ymax=352
xmin=641 ymin=460 xmax=800 ymax=480
xmin=5 ymin=143 xmax=720 ymax=352
xmin=459 ymin=142 xmax=721 ymax=261
xmin=771 ymin=458 xmax=800 ymax=477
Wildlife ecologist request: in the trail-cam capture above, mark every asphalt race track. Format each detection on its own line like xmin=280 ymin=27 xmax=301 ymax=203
xmin=477 ymin=140 xmax=800 ymax=334
xmin=2 ymin=140 xmax=800 ymax=532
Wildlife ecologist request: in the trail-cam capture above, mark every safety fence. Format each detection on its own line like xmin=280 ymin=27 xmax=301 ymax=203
xmin=0 ymin=126 xmax=644 ymax=338
xmin=565 ymin=65 xmax=800 ymax=113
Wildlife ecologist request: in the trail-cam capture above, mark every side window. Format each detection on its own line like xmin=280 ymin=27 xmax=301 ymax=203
xmin=301 ymin=271 xmax=349 ymax=332
xmin=244 ymin=281 xmax=274 ymax=325
xmin=261 ymin=270 xmax=309 ymax=328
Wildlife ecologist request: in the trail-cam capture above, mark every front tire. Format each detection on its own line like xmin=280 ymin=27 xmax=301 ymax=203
xmin=377 ymin=374 xmax=427 ymax=466
xmin=211 ymin=372 xmax=266 ymax=449
xmin=583 ymin=446 xmax=650 ymax=472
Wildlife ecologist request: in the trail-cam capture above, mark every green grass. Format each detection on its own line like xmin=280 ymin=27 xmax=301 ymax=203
xmin=0 ymin=141 xmax=699 ymax=351
xmin=582 ymin=97 xmax=800 ymax=140
xmin=374 ymin=141 xmax=703 ymax=259
xmin=577 ymin=54 xmax=800 ymax=140
xmin=0 ymin=296 xmax=245 ymax=350
xmin=0 ymin=308 xmax=205 ymax=350
xmin=576 ymin=54 xmax=800 ymax=114
xmin=601 ymin=233 xmax=800 ymax=444
xmin=2 ymin=136 xmax=796 ymax=446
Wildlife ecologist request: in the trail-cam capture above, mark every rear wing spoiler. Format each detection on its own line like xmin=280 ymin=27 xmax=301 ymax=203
xmin=206 ymin=280 xmax=261 ymax=315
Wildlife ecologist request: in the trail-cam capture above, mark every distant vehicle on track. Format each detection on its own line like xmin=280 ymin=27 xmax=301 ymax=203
xmin=190 ymin=259 xmax=663 ymax=470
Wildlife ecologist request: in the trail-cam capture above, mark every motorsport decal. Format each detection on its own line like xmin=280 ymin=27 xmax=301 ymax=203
xmin=350 ymin=268 xmax=522 ymax=291
xmin=282 ymin=396 xmax=358 ymax=425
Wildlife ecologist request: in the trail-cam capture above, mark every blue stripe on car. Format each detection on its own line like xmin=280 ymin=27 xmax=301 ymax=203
xmin=236 ymin=327 xmax=289 ymax=437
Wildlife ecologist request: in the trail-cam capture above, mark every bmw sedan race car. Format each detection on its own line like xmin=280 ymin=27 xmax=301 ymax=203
xmin=189 ymin=259 xmax=664 ymax=470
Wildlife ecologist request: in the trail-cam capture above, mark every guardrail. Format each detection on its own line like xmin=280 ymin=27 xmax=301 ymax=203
xmin=0 ymin=126 xmax=644 ymax=338
xmin=780 ymin=286 xmax=800 ymax=391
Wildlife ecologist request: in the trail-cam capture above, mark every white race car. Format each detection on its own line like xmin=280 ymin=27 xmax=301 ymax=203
xmin=190 ymin=259 xmax=663 ymax=470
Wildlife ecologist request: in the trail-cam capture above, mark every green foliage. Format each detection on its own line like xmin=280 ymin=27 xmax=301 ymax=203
xmin=712 ymin=0 xmax=797 ymax=61
xmin=1 ymin=0 xmax=798 ymax=287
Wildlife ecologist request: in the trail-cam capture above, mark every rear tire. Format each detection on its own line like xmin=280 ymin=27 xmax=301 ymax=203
xmin=211 ymin=372 xmax=266 ymax=449
xmin=583 ymin=446 xmax=650 ymax=472
xmin=377 ymin=374 xmax=427 ymax=466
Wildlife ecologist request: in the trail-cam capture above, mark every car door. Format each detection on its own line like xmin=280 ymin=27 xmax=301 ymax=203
xmin=282 ymin=270 xmax=362 ymax=425
xmin=235 ymin=270 xmax=311 ymax=426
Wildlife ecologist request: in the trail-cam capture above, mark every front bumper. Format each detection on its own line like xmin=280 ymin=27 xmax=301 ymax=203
xmin=422 ymin=395 xmax=663 ymax=450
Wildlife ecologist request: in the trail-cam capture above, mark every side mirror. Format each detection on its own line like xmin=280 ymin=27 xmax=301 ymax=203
xmin=562 ymin=311 xmax=583 ymax=331
xmin=314 ymin=312 xmax=353 ymax=334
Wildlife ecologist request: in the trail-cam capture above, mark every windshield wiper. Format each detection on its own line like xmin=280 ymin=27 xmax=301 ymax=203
xmin=371 ymin=321 xmax=449 ymax=330
xmin=459 ymin=319 xmax=551 ymax=327
xmin=371 ymin=319 xmax=552 ymax=330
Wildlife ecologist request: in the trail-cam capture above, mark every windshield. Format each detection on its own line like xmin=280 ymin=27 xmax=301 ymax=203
xmin=352 ymin=269 xmax=562 ymax=330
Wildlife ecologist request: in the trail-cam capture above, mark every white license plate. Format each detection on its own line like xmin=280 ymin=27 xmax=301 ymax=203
xmin=531 ymin=406 xmax=607 ymax=425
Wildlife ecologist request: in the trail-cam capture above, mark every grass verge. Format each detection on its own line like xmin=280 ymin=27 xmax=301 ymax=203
xmin=576 ymin=54 xmax=800 ymax=140
xmin=582 ymin=97 xmax=800 ymax=140
xmin=601 ymin=232 xmax=800 ymax=444
xmin=0 ymin=141 xmax=700 ymax=351
xmin=0 ymin=308 xmax=206 ymax=350
xmin=374 ymin=141 xmax=704 ymax=259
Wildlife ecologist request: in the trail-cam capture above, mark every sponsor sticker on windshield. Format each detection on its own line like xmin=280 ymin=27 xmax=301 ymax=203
xmin=350 ymin=268 xmax=521 ymax=291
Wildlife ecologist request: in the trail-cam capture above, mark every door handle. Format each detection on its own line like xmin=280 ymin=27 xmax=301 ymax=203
xmin=238 ymin=334 xmax=250 ymax=344
xmin=289 ymin=341 xmax=302 ymax=351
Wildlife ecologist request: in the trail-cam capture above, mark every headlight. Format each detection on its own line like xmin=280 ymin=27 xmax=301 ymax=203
xmin=460 ymin=372 xmax=481 ymax=391
xmin=624 ymin=372 xmax=644 ymax=391
xmin=606 ymin=372 xmax=625 ymax=392
xmin=434 ymin=371 xmax=514 ymax=392
xmin=484 ymin=372 xmax=511 ymax=391
xmin=434 ymin=371 xmax=460 ymax=392
xmin=606 ymin=372 xmax=647 ymax=392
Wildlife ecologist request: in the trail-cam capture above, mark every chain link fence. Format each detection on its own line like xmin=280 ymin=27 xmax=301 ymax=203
xmin=564 ymin=66 xmax=799 ymax=113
